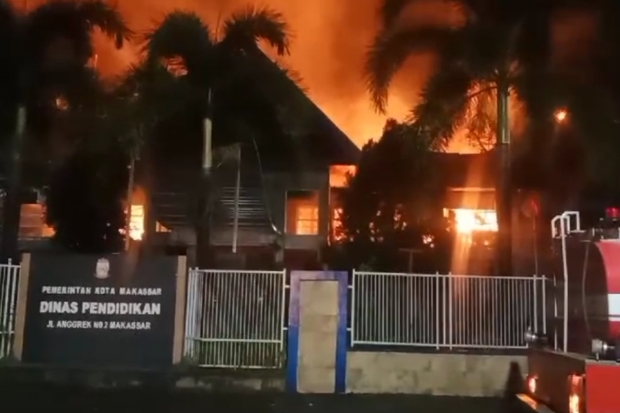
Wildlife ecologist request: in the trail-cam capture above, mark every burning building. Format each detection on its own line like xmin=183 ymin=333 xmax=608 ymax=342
xmin=148 ymin=49 xmax=360 ymax=269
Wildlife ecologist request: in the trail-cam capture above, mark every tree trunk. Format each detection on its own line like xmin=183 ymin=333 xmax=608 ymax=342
xmin=196 ymin=92 xmax=213 ymax=268
xmin=1 ymin=105 xmax=27 ymax=261
xmin=196 ymin=171 xmax=211 ymax=268
xmin=496 ymin=80 xmax=512 ymax=276
xmin=124 ymin=154 xmax=136 ymax=251
xmin=141 ymin=148 xmax=156 ymax=255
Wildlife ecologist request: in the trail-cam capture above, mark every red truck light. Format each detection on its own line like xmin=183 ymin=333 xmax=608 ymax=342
xmin=606 ymin=207 xmax=620 ymax=220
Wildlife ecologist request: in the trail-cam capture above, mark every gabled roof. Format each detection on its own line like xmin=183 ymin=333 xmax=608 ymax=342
xmin=243 ymin=49 xmax=360 ymax=166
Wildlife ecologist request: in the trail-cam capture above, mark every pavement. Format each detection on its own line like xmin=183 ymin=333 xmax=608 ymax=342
xmin=0 ymin=385 xmax=530 ymax=413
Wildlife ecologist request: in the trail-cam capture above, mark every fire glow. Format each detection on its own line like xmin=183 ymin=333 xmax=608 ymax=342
xmin=128 ymin=205 xmax=144 ymax=241
xmin=446 ymin=208 xmax=498 ymax=233
xmin=120 ymin=186 xmax=145 ymax=241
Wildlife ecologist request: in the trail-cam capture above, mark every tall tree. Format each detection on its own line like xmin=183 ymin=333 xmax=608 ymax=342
xmin=141 ymin=6 xmax=291 ymax=266
xmin=0 ymin=0 xmax=131 ymax=259
xmin=364 ymin=0 xmax=614 ymax=274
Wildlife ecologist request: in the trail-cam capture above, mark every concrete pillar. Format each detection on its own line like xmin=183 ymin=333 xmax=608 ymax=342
xmin=172 ymin=255 xmax=188 ymax=364
xmin=12 ymin=253 xmax=31 ymax=360
xmin=287 ymin=271 xmax=347 ymax=393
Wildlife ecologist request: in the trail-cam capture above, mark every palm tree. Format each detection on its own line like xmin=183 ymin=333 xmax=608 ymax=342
xmin=0 ymin=0 xmax=131 ymax=259
xmin=100 ymin=62 xmax=194 ymax=251
xmin=141 ymin=6 xmax=291 ymax=266
xmin=364 ymin=0 xmax=611 ymax=274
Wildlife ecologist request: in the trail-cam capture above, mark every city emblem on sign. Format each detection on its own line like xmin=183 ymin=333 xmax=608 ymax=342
xmin=94 ymin=258 xmax=110 ymax=279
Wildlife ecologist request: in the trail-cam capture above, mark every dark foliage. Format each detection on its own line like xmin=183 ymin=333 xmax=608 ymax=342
xmin=0 ymin=0 xmax=130 ymax=258
xmin=45 ymin=148 xmax=126 ymax=253
xmin=0 ymin=0 xmax=130 ymax=151
xmin=332 ymin=120 xmax=451 ymax=272
xmin=366 ymin=0 xmax=620 ymax=191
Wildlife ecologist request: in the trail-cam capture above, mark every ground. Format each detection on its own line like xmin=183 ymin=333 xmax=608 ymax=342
xmin=0 ymin=386 xmax=530 ymax=413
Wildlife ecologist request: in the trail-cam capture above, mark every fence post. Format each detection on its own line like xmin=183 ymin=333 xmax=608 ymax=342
xmin=279 ymin=268 xmax=288 ymax=361
xmin=448 ymin=272 xmax=453 ymax=349
xmin=542 ymin=275 xmax=547 ymax=334
xmin=533 ymin=274 xmax=539 ymax=332
xmin=172 ymin=255 xmax=188 ymax=364
xmin=350 ymin=269 xmax=356 ymax=346
xmin=553 ymin=277 xmax=558 ymax=350
xmin=183 ymin=268 xmax=196 ymax=360
xmin=12 ymin=253 xmax=30 ymax=360
xmin=435 ymin=272 xmax=440 ymax=349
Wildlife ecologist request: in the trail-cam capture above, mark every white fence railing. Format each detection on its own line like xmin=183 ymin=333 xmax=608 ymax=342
xmin=0 ymin=260 xmax=20 ymax=359
xmin=351 ymin=270 xmax=547 ymax=349
xmin=184 ymin=269 xmax=287 ymax=368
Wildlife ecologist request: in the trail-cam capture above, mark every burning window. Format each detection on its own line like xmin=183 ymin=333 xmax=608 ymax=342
xmin=286 ymin=190 xmax=319 ymax=235
xmin=55 ymin=96 xmax=69 ymax=110
xmin=18 ymin=203 xmax=55 ymax=239
xmin=331 ymin=207 xmax=345 ymax=241
xmin=329 ymin=165 xmax=356 ymax=188
xmin=444 ymin=208 xmax=497 ymax=233
xmin=128 ymin=205 xmax=144 ymax=240
xmin=123 ymin=187 xmax=146 ymax=241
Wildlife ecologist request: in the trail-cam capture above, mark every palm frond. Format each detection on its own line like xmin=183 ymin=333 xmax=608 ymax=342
xmin=364 ymin=27 xmax=456 ymax=113
xmin=221 ymin=5 xmax=290 ymax=56
xmin=74 ymin=0 xmax=132 ymax=47
xmin=143 ymin=11 xmax=214 ymax=73
xmin=378 ymin=0 xmax=416 ymax=28
xmin=408 ymin=65 xmax=475 ymax=150
xmin=110 ymin=62 xmax=197 ymax=140
xmin=25 ymin=0 xmax=131 ymax=64
xmin=510 ymin=69 xmax=563 ymax=125
xmin=378 ymin=0 xmax=477 ymax=28
xmin=0 ymin=1 xmax=16 ymax=47
xmin=464 ymin=84 xmax=495 ymax=151
xmin=0 ymin=0 xmax=18 ymax=107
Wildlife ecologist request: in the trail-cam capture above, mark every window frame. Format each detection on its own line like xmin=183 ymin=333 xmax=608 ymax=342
xmin=285 ymin=189 xmax=321 ymax=236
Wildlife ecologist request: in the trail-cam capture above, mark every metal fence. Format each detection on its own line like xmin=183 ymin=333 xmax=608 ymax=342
xmin=0 ymin=260 xmax=20 ymax=359
xmin=351 ymin=270 xmax=547 ymax=349
xmin=184 ymin=269 xmax=287 ymax=368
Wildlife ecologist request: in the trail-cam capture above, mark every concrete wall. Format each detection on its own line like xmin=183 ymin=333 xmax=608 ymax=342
xmin=346 ymin=351 xmax=526 ymax=397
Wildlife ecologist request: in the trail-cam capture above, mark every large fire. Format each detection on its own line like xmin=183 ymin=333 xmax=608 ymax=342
xmin=14 ymin=0 xmax=595 ymax=151
xmin=447 ymin=208 xmax=498 ymax=233
xmin=125 ymin=186 xmax=145 ymax=241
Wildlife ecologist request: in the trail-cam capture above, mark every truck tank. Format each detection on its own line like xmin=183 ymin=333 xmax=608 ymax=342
xmin=556 ymin=223 xmax=620 ymax=354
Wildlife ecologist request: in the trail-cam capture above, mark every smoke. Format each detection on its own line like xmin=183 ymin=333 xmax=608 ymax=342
xmin=15 ymin=0 xmax=598 ymax=151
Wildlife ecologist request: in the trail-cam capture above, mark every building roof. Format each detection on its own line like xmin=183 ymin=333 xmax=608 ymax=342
xmin=244 ymin=49 xmax=360 ymax=166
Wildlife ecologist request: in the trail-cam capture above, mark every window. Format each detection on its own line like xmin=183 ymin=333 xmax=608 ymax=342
xmin=443 ymin=208 xmax=498 ymax=233
xmin=19 ymin=203 xmax=54 ymax=239
xmin=286 ymin=190 xmax=319 ymax=235
xmin=156 ymin=222 xmax=171 ymax=233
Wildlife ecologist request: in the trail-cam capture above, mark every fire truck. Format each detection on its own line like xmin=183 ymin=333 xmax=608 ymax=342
xmin=517 ymin=208 xmax=620 ymax=413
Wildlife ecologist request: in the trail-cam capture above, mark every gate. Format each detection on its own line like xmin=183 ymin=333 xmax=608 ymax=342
xmin=0 ymin=260 xmax=20 ymax=359
xmin=184 ymin=269 xmax=287 ymax=368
